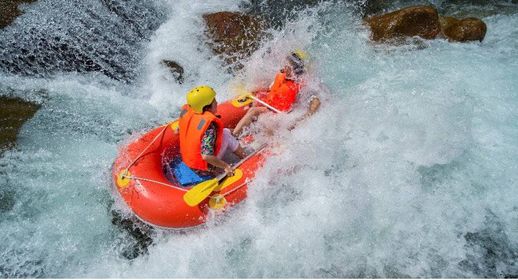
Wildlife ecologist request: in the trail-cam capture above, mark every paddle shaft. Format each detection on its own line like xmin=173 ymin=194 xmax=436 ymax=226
xmin=218 ymin=143 xmax=267 ymax=180
xmin=183 ymin=144 xmax=267 ymax=206
xmin=247 ymin=94 xmax=282 ymax=114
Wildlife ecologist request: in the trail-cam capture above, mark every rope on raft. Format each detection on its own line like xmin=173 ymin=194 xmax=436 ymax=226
xmin=118 ymin=116 xmax=265 ymax=201
xmin=121 ymin=123 xmax=170 ymax=177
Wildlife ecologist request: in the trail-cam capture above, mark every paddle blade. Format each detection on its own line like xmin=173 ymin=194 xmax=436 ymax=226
xmin=183 ymin=178 xmax=219 ymax=207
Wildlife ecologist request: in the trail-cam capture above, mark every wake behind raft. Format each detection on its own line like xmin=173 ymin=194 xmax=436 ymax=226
xmin=112 ymin=95 xmax=267 ymax=229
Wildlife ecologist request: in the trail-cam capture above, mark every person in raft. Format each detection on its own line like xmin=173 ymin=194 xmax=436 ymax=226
xmin=179 ymin=85 xmax=247 ymax=176
xmin=232 ymin=49 xmax=321 ymax=136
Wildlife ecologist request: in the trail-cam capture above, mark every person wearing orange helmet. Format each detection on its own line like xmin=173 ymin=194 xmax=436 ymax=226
xmin=179 ymin=85 xmax=246 ymax=176
xmin=232 ymin=50 xmax=321 ymax=136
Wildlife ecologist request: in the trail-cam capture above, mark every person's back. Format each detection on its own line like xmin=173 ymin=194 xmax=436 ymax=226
xmin=265 ymin=71 xmax=300 ymax=112
xmin=179 ymin=85 xmax=246 ymax=177
xmin=232 ymin=49 xmax=319 ymax=136
xmin=179 ymin=103 xmax=223 ymax=171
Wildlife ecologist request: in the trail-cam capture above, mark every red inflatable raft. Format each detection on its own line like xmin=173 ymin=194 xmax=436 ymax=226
xmin=112 ymin=95 xmax=266 ymax=229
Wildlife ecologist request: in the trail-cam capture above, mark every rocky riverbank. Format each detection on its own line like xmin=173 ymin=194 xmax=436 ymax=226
xmin=365 ymin=5 xmax=486 ymax=43
xmin=0 ymin=0 xmax=496 ymax=154
xmin=0 ymin=96 xmax=39 ymax=151
xmin=0 ymin=0 xmax=35 ymax=29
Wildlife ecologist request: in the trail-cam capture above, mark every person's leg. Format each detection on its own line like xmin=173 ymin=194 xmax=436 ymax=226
xmin=233 ymin=145 xmax=247 ymax=159
xmin=217 ymin=128 xmax=231 ymax=159
xmin=218 ymin=128 xmax=246 ymax=159
xmin=232 ymin=106 xmax=269 ymax=137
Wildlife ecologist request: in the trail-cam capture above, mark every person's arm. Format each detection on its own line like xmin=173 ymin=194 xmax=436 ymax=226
xmin=200 ymin=123 xmax=233 ymax=174
xmin=306 ymin=95 xmax=321 ymax=116
xmin=288 ymin=95 xmax=321 ymax=131
xmin=201 ymin=155 xmax=232 ymax=174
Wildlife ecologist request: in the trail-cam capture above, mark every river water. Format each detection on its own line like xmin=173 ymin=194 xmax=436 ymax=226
xmin=1 ymin=0 xmax=517 ymax=277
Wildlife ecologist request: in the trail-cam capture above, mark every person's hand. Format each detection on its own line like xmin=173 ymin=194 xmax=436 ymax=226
xmin=224 ymin=164 xmax=234 ymax=176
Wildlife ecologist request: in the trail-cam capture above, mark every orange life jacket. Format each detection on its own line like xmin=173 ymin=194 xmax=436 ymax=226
xmin=178 ymin=105 xmax=223 ymax=171
xmin=265 ymin=72 xmax=300 ymax=112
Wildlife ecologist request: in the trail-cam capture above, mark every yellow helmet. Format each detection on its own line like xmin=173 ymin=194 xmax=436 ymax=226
xmin=288 ymin=49 xmax=309 ymax=75
xmin=186 ymin=85 xmax=216 ymax=113
xmin=292 ymin=49 xmax=309 ymax=61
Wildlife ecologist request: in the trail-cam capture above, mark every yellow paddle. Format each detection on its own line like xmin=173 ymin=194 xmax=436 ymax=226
xmin=183 ymin=172 xmax=228 ymax=207
xmin=183 ymin=144 xmax=266 ymax=207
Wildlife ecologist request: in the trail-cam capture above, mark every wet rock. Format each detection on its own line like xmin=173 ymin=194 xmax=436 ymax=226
xmin=161 ymin=60 xmax=184 ymax=84
xmin=0 ymin=1 xmax=167 ymax=82
xmin=0 ymin=189 xmax=16 ymax=213
xmin=440 ymin=16 xmax=487 ymax=42
xmin=459 ymin=210 xmax=518 ymax=277
xmin=111 ymin=210 xmax=154 ymax=260
xmin=365 ymin=5 xmax=441 ymax=42
xmin=0 ymin=97 xmax=40 ymax=151
xmin=203 ymin=11 xmax=266 ymax=70
xmin=0 ymin=0 xmax=36 ymax=29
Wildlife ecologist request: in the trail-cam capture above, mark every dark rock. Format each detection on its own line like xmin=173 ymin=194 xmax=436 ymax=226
xmin=0 ymin=1 xmax=167 ymax=82
xmin=0 ymin=0 xmax=36 ymax=29
xmin=440 ymin=16 xmax=487 ymax=42
xmin=161 ymin=60 xmax=184 ymax=84
xmin=0 ymin=189 xmax=16 ymax=213
xmin=365 ymin=5 xmax=441 ymax=42
xmin=203 ymin=12 xmax=266 ymax=71
xmin=0 ymin=97 xmax=40 ymax=151
xmin=460 ymin=210 xmax=518 ymax=277
xmin=111 ymin=210 xmax=154 ymax=260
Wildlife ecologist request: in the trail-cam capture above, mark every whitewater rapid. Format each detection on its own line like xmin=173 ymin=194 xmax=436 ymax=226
xmin=1 ymin=0 xmax=517 ymax=277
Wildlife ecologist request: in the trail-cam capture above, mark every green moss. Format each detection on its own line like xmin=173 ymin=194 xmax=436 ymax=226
xmin=0 ymin=0 xmax=36 ymax=29
xmin=0 ymin=96 xmax=40 ymax=150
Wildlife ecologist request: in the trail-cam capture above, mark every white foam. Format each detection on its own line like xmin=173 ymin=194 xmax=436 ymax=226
xmin=1 ymin=1 xmax=518 ymax=278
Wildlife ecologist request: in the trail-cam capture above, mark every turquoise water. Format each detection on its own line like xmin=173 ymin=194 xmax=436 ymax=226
xmin=1 ymin=0 xmax=517 ymax=277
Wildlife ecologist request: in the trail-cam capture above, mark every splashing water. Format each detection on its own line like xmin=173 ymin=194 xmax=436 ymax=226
xmin=1 ymin=0 xmax=518 ymax=277
xmin=0 ymin=0 xmax=166 ymax=81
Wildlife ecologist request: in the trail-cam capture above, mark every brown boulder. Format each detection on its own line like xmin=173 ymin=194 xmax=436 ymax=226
xmin=0 ymin=96 xmax=40 ymax=151
xmin=203 ymin=12 xmax=266 ymax=70
xmin=365 ymin=5 xmax=441 ymax=42
xmin=161 ymin=60 xmax=184 ymax=84
xmin=0 ymin=0 xmax=36 ymax=29
xmin=440 ymin=16 xmax=487 ymax=42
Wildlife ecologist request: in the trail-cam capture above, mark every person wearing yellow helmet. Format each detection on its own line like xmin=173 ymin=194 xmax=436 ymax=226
xmin=179 ymin=85 xmax=246 ymax=177
xmin=286 ymin=49 xmax=308 ymax=76
xmin=185 ymin=85 xmax=216 ymax=113
xmin=232 ymin=50 xmax=321 ymax=136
